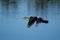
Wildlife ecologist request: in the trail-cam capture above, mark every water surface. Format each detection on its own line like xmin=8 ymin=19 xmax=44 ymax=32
xmin=0 ymin=0 xmax=60 ymax=40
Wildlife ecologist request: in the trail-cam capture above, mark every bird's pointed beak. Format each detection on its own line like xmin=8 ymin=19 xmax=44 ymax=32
xmin=22 ymin=16 xmax=30 ymax=21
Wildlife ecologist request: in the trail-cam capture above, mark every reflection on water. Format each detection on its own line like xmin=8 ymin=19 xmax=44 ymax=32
xmin=0 ymin=0 xmax=60 ymax=40
xmin=0 ymin=0 xmax=17 ymax=17
xmin=35 ymin=0 xmax=48 ymax=18
xmin=0 ymin=0 xmax=60 ymax=17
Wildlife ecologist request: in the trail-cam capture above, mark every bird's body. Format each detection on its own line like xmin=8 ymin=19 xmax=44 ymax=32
xmin=22 ymin=16 xmax=48 ymax=28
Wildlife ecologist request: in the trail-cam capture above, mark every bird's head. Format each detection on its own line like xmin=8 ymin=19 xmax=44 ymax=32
xmin=22 ymin=16 xmax=30 ymax=21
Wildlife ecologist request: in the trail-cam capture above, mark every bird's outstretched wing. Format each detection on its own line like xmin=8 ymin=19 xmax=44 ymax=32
xmin=36 ymin=18 xmax=43 ymax=24
xmin=27 ymin=17 xmax=36 ymax=28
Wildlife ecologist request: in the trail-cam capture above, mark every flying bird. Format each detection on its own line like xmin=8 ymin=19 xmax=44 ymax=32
xmin=22 ymin=16 xmax=49 ymax=28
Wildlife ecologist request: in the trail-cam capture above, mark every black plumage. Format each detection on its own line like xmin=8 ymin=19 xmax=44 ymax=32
xmin=27 ymin=16 xmax=48 ymax=28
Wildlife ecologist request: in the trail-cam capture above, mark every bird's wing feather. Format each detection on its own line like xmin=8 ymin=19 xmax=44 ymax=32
xmin=27 ymin=17 xmax=36 ymax=28
xmin=36 ymin=18 xmax=43 ymax=24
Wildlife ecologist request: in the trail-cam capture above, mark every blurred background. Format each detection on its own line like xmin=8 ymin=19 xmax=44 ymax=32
xmin=0 ymin=0 xmax=60 ymax=40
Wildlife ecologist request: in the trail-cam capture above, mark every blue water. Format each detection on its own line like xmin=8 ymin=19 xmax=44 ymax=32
xmin=0 ymin=0 xmax=60 ymax=40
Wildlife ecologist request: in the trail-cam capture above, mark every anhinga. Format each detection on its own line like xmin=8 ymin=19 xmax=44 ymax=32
xmin=22 ymin=16 xmax=49 ymax=28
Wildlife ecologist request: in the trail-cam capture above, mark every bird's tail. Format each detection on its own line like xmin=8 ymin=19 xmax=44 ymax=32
xmin=41 ymin=20 xmax=48 ymax=23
